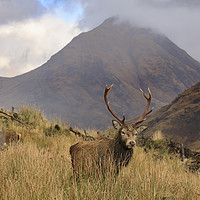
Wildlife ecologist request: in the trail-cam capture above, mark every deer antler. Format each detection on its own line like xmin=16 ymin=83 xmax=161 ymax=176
xmin=135 ymin=88 xmax=154 ymax=126
xmin=104 ymin=84 xmax=125 ymax=124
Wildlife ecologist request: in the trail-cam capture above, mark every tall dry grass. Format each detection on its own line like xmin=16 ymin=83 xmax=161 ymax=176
xmin=0 ymin=135 xmax=200 ymax=200
xmin=0 ymin=106 xmax=200 ymax=199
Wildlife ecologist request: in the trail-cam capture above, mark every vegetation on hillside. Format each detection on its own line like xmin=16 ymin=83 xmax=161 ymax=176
xmin=144 ymin=82 xmax=200 ymax=150
xmin=0 ymin=106 xmax=200 ymax=199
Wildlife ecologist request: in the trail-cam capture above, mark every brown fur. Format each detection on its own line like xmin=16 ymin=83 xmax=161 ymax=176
xmin=70 ymin=85 xmax=151 ymax=177
xmin=70 ymin=120 xmax=148 ymax=177
xmin=0 ymin=125 xmax=21 ymax=145
xmin=70 ymin=135 xmax=133 ymax=176
xmin=69 ymin=121 xmax=147 ymax=177
xmin=5 ymin=131 xmax=21 ymax=144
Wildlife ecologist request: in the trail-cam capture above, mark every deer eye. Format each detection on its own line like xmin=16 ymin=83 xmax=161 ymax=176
xmin=121 ymin=130 xmax=125 ymax=135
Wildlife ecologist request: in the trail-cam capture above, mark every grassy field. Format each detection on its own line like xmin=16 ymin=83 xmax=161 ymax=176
xmin=0 ymin=106 xmax=200 ymax=200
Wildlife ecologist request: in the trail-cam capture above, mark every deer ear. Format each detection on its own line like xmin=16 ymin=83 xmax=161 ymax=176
xmin=136 ymin=125 xmax=148 ymax=133
xmin=112 ymin=120 xmax=121 ymax=130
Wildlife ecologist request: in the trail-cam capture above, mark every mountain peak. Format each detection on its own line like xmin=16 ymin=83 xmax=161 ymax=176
xmin=0 ymin=19 xmax=200 ymax=129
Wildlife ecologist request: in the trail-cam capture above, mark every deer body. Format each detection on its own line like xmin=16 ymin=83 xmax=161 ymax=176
xmin=5 ymin=131 xmax=21 ymax=144
xmin=0 ymin=124 xmax=21 ymax=145
xmin=70 ymin=85 xmax=153 ymax=176
xmin=70 ymin=122 xmax=139 ymax=175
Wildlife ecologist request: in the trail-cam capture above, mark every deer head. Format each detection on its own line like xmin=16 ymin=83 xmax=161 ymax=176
xmin=104 ymin=84 xmax=153 ymax=149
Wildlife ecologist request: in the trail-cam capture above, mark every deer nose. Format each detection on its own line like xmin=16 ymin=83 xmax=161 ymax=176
xmin=129 ymin=141 xmax=135 ymax=147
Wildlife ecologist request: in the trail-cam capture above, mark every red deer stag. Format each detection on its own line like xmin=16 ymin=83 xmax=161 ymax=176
xmin=70 ymin=85 xmax=153 ymax=177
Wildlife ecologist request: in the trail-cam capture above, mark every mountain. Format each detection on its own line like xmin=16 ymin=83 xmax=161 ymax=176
xmin=143 ymin=82 xmax=200 ymax=150
xmin=0 ymin=18 xmax=200 ymax=129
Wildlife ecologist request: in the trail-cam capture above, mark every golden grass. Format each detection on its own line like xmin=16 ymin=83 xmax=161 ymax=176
xmin=0 ymin=106 xmax=200 ymax=199
xmin=0 ymin=135 xmax=200 ymax=200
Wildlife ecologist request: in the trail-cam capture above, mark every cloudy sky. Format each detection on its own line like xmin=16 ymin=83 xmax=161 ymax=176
xmin=0 ymin=0 xmax=200 ymax=77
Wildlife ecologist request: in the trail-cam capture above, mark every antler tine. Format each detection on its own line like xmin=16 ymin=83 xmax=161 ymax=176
xmin=104 ymin=84 xmax=125 ymax=124
xmin=135 ymin=88 xmax=153 ymax=126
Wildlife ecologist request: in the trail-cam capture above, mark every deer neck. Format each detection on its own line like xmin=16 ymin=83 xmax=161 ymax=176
xmin=114 ymin=132 xmax=133 ymax=152
xmin=113 ymin=132 xmax=133 ymax=168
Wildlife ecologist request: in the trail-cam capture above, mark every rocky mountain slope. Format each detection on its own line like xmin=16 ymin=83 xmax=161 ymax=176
xmin=143 ymin=82 xmax=200 ymax=150
xmin=0 ymin=18 xmax=200 ymax=129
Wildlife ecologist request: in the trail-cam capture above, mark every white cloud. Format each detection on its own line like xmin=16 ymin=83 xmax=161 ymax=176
xmin=79 ymin=0 xmax=200 ymax=62
xmin=0 ymin=56 xmax=11 ymax=69
xmin=0 ymin=0 xmax=44 ymax=24
xmin=0 ymin=0 xmax=200 ymax=77
xmin=0 ymin=14 xmax=80 ymax=77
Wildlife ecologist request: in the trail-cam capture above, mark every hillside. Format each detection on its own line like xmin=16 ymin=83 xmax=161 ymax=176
xmin=143 ymin=82 xmax=200 ymax=150
xmin=0 ymin=18 xmax=200 ymax=129
xmin=0 ymin=107 xmax=200 ymax=199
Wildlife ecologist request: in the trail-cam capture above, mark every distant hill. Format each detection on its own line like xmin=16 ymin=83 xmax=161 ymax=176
xmin=143 ymin=82 xmax=200 ymax=150
xmin=0 ymin=18 xmax=200 ymax=129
